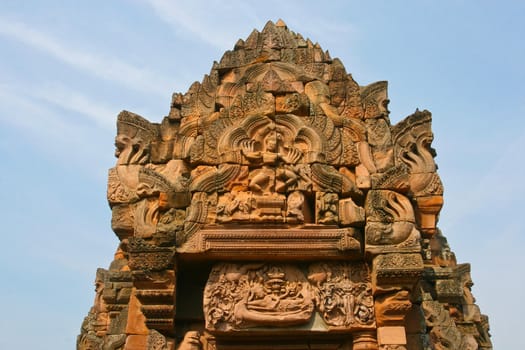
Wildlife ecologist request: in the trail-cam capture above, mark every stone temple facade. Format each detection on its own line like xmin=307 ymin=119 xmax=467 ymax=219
xmin=78 ymin=20 xmax=492 ymax=350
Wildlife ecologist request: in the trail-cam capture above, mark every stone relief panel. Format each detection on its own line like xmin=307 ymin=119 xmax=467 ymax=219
xmin=203 ymin=263 xmax=314 ymax=331
xmin=307 ymin=263 xmax=375 ymax=328
xmin=204 ymin=262 xmax=375 ymax=332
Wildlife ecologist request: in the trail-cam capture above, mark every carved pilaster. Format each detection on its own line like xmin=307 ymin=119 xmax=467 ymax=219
xmin=352 ymin=331 xmax=379 ymax=350
xmin=372 ymin=253 xmax=424 ymax=290
xmin=103 ymin=270 xmax=133 ymax=335
xmin=128 ymin=238 xmax=176 ymax=334
xmin=422 ymin=264 xmax=492 ymax=349
xmin=371 ymin=253 xmax=423 ymax=350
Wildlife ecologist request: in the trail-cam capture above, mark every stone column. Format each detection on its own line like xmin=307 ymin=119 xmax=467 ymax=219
xmin=372 ymin=253 xmax=424 ymax=350
xmin=124 ymin=237 xmax=177 ymax=349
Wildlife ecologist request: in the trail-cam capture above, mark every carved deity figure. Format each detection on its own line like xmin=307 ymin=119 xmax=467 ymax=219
xmin=305 ymin=81 xmax=344 ymax=126
xmin=308 ymin=263 xmax=374 ymax=328
xmin=216 ymin=191 xmax=253 ymax=222
xmin=316 ymin=192 xmax=339 ymax=224
xmin=286 ymin=191 xmax=305 ymax=223
xmin=246 ymin=129 xmax=302 ymax=193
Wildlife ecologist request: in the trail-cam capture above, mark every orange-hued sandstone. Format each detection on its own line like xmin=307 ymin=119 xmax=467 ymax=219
xmin=78 ymin=20 xmax=491 ymax=350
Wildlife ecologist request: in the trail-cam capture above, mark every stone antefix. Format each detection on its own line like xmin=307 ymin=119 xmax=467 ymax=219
xmin=78 ymin=20 xmax=492 ymax=350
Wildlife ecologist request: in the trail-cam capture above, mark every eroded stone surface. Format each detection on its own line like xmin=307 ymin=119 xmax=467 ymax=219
xmin=78 ymin=20 xmax=491 ymax=350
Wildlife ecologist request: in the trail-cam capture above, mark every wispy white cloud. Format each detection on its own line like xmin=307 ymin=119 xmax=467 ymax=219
xmin=0 ymin=84 xmax=75 ymax=136
xmin=0 ymin=84 xmax=112 ymax=179
xmin=0 ymin=79 xmax=120 ymax=131
xmin=142 ymin=0 xmax=356 ymax=55
xmin=143 ymin=0 xmax=257 ymax=49
xmin=31 ymin=84 xmax=118 ymax=131
xmin=442 ymin=127 xmax=525 ymax=231
xmin=0 ymin=17 xmax=173 ymax=96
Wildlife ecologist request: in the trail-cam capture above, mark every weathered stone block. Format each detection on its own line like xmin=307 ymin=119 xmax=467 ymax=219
xmin=124 ymin=335 xmax=148 ymax=350
xmin=339 ymin=197 xmax=365 ymax=226
xmin=377 ymin=326 xmax=407 ymax=345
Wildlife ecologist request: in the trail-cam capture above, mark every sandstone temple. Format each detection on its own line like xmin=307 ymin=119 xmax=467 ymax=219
xmin=78 ymin=20 xmax=492 ymax=350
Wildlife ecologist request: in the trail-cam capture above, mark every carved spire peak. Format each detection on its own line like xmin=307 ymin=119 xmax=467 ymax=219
xmin=275 ymin=19 xmax=287 ymax=28
xmin=217 ymin=20 xmax=332 ymax=74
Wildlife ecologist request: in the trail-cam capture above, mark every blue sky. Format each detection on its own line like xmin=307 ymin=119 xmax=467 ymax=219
xmin=1 ymin=1 xmax=523 ymax=348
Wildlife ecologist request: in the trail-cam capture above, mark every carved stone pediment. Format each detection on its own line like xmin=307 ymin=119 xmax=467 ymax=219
xmin=79 ymin=20 xmax=491 ymax=350
xmin=203 ymin=262 xmax=375 ymax=333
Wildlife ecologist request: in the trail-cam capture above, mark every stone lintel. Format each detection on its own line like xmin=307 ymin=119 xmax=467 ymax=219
xmin=178 ymin=227 xmax=362 ymax=260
